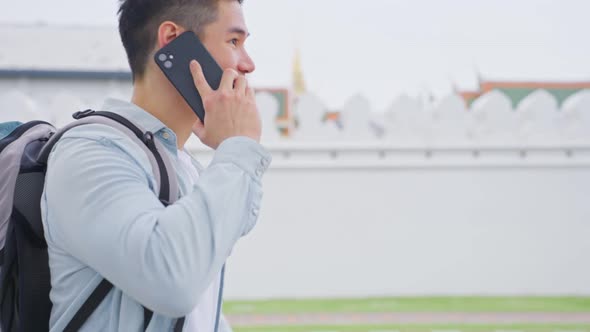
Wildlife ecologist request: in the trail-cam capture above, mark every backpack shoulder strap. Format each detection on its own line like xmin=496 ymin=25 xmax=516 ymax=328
xmin=63 ymin=279 xmax=113 ymax=332
xmin=38 ymin=110 xmax=179 ymax=206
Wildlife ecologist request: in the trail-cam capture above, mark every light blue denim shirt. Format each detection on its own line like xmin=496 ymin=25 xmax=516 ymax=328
xmin=40 ymin=99 xmax=271 ymax=331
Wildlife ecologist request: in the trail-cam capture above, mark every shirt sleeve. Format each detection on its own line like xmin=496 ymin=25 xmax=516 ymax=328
xmin=43 ymin=130 xmax=271 ymax=317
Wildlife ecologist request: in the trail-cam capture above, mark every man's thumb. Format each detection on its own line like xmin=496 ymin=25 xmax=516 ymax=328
xmin=192 ymin=119 xmax=206 ymax=139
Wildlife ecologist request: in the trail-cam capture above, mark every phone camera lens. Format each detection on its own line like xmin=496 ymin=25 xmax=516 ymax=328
xmin=164 ymin=61 xmax=173 ymax=69
xmin=158 ymin=54 xmax=167 ymax=62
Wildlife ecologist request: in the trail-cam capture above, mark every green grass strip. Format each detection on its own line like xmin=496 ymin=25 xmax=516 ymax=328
xmin=234 ymin=323 xmax=590 ymax=332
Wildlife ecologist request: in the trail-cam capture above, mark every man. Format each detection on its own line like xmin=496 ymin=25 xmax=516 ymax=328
xmin=41 ymin=0 xmax=270 ymax=330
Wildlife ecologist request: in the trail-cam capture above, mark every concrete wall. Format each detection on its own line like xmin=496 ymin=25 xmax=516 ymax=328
xmin=188 ymin=144 xmax=590 ymax=299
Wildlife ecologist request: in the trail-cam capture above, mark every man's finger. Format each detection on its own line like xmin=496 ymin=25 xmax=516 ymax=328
xmin=235 ymin=75 xmax=247 ymax=96
xmin=246 ymin=86 xmax=255 ymax=99
xmin=219 ymin=68 xmax=239 ymax=92
xmin=190 ymin=60 xmax=213 ymax=96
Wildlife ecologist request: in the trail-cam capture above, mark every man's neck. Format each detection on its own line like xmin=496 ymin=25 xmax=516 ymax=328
xmin=130 ymin=78 xmax=196 ymax=149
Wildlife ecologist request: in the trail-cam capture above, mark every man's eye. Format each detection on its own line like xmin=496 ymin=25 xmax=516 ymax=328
xmin=230 ymin=39 xmax=238 ymax=46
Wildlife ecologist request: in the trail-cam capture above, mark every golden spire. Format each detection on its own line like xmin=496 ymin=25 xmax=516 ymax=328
xmin=292 ymin=48 xmax=306 ymax=96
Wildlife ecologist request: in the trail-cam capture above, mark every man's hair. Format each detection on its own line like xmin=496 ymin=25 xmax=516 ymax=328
xmin=118 ymin=0 xmax=243 ymax=80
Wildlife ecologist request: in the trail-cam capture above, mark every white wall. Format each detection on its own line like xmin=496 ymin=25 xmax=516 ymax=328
xmin=188 ymin=144 xmax=590 ymax=299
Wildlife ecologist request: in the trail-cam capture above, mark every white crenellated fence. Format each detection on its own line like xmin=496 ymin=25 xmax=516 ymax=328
xmin=287 ymin=89 xmax=590 ymax=146
xmin=2 ymin=78 xmax=589 ymax=145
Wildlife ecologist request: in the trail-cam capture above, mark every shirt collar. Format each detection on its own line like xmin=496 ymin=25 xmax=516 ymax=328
xmin=100 ymin=98 xmax=179 ymax=152
xmin=101 ymin=98 xmax=168 ymax=134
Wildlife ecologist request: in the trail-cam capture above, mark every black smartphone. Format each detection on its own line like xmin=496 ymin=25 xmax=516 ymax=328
xmin=154 ymin=31 xmax=223 ymax=122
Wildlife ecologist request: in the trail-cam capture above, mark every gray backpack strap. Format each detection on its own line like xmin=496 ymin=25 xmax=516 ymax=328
xmin=0 ymin=121 xmax=54 ymax=250
xmin=38 ymin=110 xmax=179 ymax=205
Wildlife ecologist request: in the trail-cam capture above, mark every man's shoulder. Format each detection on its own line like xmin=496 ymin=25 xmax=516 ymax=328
xmin=59 ymin=122 xmax=134 ymax=144
xmin=49 ymin=122 xmax=152 ymax=174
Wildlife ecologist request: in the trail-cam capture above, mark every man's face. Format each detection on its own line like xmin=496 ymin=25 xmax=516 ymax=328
xmin=200 ymin=1 xmax=255 ymax=76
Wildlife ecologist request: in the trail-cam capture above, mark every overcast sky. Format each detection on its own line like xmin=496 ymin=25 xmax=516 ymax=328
xmin=1 ymin=0 xmax=589 ymax=110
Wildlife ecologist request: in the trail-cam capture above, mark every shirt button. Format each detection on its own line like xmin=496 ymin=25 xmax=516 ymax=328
xmin=255 ymin=168 xmax=263 ymax=177
xmin=162 ymin=132 xmax=170 ymax=140
xmin=251 ymin=208 xmax=259 ymax=217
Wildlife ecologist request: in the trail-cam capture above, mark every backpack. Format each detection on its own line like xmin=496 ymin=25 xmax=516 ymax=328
xmin=0 ymin=110 xmax=185 ymax=331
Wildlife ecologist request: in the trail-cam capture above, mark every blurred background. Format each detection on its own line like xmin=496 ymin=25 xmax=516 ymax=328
xmin=1 ymin=0 xmax=590 ymax=331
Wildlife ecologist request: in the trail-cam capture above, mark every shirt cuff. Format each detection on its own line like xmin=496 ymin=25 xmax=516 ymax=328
xmin=211 ymin=137 xmax=272 ymax=182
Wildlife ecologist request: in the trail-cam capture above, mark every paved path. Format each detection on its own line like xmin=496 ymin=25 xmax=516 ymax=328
xmin=227 ymin=312 xmax=590 ymax=326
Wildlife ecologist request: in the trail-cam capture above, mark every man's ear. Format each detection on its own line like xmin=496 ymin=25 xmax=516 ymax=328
xmin=157 ymin=21 xmax=187 ymax=49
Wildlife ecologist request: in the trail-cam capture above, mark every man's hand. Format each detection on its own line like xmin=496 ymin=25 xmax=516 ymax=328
xmin=190 ymin=60 xmax=261 ymax=149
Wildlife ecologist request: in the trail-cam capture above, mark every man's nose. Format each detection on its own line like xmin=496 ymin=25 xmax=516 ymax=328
xmin=238 ymin=52 xmax=256 ymax=74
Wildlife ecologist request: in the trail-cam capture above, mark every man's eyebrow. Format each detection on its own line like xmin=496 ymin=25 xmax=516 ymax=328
xmin=228 ymin=27 xmax=250 ymax=37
